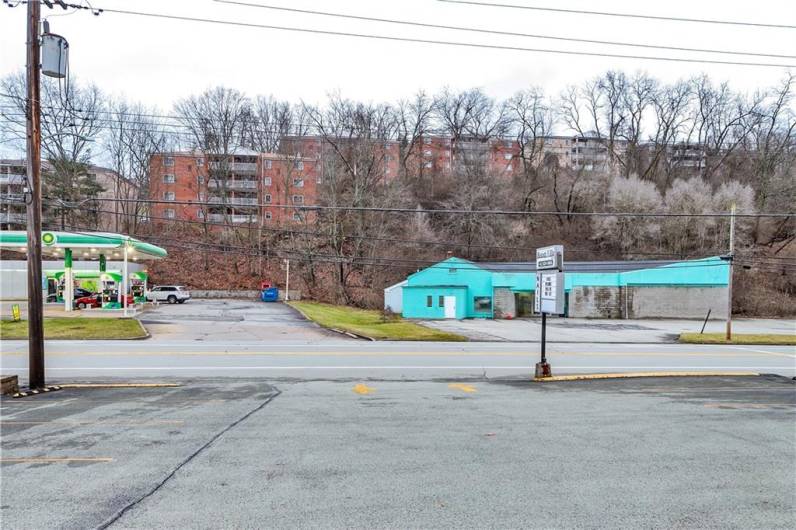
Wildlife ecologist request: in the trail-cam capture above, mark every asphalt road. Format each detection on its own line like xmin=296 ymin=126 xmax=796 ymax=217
xmin=1 ymin=339 xmax=794 ymax=380
xmin=2 ymin=376 xmax=794 ymax=528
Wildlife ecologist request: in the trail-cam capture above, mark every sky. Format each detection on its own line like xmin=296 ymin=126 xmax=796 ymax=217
xmin=1 ymin=0 xmax=794 ymax=152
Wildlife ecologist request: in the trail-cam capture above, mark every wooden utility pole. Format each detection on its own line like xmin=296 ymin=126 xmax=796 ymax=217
xmin=284 ymin=259 xmax=290 ymax=301
xmin=725 ymin=203 xmax=736 ymax=341
xmin=26 ymin=0 xmax=45 ymax=388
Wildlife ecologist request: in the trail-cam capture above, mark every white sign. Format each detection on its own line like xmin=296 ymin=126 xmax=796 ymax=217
xmin=535 ymin=271 xmax=565 ymax=314
xmin=536 ymin=245 xmax=564 ymax=271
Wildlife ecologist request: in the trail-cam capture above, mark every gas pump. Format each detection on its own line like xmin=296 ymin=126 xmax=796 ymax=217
xmin=100 ymin=273 xmax=119 ymax=309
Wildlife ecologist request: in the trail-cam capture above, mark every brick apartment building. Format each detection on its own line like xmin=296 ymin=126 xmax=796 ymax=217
xmin=149 ymin=148 xmax=319 ymax=226
xmin=1 ymin=159 xmax=27 ymax=230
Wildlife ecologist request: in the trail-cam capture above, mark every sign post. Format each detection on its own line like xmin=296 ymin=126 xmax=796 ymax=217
xmin=535 ymin=245 xmax=564 ymax=379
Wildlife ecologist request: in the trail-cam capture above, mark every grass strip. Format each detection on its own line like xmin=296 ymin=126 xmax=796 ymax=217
xmin=289 ymin=301 xmax=467 ymax=341
xmin=0 ymin=317 xmax=148 ymax=340
xmin=679 ymin=332 xmax=796 ymax=345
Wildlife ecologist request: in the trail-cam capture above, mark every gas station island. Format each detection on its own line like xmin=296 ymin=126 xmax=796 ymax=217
xmin=0 ymin=231 xmax=167 ymax=313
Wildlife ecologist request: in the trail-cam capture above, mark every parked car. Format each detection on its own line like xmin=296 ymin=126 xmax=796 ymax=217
xmin=146 ymin=285 xmax=191 ymax=304
xmin=46 ymin=287 xmax=94 ymax=303
xmin=74 ymin=294 xmax=102 ymax=309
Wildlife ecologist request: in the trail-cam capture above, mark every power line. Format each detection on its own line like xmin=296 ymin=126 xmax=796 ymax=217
xmin=73 ymin=196 xmax=795 ymax=218
xmin=437 ymin=0 xmax=796 ymax=30
xmin=214 ymin=0 xmax=796 ymax=60
xmin=21 ymin=3 xmax=793 ymax=68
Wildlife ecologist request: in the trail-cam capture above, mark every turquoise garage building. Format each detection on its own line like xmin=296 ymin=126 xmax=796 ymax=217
xmin=398 ymin=256 xmax=729 ymax=320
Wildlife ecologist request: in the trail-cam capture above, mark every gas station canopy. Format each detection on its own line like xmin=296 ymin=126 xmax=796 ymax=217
xmin=0 ymin=231 xmax=167 ymax=261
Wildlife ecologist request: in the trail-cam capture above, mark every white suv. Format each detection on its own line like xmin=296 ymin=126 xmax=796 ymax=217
xmin=146 ymin=285 xmax=191 ymax=304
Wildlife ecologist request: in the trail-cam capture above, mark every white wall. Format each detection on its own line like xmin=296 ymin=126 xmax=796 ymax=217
xmin=384 ymin=281 xmax=407 ymax=313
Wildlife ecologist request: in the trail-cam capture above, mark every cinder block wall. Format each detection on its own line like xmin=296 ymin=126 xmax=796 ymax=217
xmin=568 ymin=286 xmax=623 ymax=318
xmin=627 ymin=286 xmax=727 ymax=319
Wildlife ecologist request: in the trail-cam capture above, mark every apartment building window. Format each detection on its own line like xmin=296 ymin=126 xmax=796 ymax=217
xmin=424 ymin=150 xmax=432 ymax=157
xmin=293 ymin=212 xmax=302 ymax=221
xmin=264 ymin=177 xmax=272 ymax=186
xmin=164 ymin=208 xmax=175 ymax=219
xmin=423 ymin=138 xmax=431 ymax=145
xmin=264 ymin=194 xmax=272 ymax=203
xmin=293 ymin=159 xmax=304 ymax=170
xmin=424 ymin=162 xmax=433 ymax=169
xmin=164 ymin=156 xmax=174 ymax=167
xmin=504 ymin=140 xmax=513 ymax=148
xmin=197 ymin=174 xmax=204 ymax=184
xmin=163 ymin=191 xmax=175 ymax=201
xmin=265 ymin=160 xmax=272 ymax=169
xmin=264 ymin=211 xmax=272 ymax=220
xmin=292 ymin=194 xmax=304 ymax=205
xmin=163 ymin=174 xmax=175 ymax=183
xmin=503 ymin=153 xmax=512 ymax=160
xmin=196 ymin=157 xmax=204 ymax=166
xmin=293 ymin=178 xmax=304 ymax=187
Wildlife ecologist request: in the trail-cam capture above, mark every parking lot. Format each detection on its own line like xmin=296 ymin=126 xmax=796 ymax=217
xmin=1 ymin=375 xmax=793 ymax=528
xmin=140 ymin=298 xmax=343 ymax=342
xmin=422 ymin=316 xmax=795 ymax=343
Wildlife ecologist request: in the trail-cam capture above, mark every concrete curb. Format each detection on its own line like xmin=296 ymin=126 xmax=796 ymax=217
xmin=533 ymin=371 xmax=760 ymax=382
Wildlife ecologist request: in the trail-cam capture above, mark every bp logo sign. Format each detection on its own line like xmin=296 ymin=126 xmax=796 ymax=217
xmin=42 ymin=232 xmax=57 ymax=246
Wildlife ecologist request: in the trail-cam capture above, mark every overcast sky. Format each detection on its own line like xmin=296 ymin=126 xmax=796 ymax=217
xmin=1 ymin=0 xmax=794 ymax=121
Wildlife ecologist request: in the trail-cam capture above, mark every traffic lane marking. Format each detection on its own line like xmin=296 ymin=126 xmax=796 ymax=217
xmin=28 ymin=365 xmax=796 ymax=371
xmin=0 ymin=420 xmax=185 ymax=426
xmin=352 ymin=384 xmax=375 ymax=395
xmin=727 ymin=346 xmax=796 ymax=358
xmin=448 ymin=383 xmax=477 ymax=393
xmin=1 ymin=350 xmax=791 ymax=357
xmin=1 ymin=457 xmax=114 ymax=464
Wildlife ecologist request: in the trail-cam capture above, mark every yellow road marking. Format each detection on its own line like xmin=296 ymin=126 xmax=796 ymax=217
xmin=1 ymin=457 xmax=113 ymax=463
xmin=534 ymin=371 xmax=760 ymax=382
xmin=0 ymin=420 xmax=184 ymax=426
xmin=0 ymin=350 xmax=780 ymax=357
xmin=352 ymin=383 xmax=374 ymax=395
xmin=448 ymin=383 xmax=477 ymax=393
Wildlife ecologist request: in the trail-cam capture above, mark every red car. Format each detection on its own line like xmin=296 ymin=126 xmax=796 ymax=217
xmin=74 ymin=294 xmax=102 ymax=309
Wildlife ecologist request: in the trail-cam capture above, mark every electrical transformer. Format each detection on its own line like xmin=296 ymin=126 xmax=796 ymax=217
xmin=41 ymin=33 xmax=69 ymax=78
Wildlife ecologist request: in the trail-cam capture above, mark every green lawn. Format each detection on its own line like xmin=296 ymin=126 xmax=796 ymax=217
xmin=289 ymin=301 xmax=467 ymax=341
xmin=679 ymin=332 xmax=796 ymax=345
xmin=0 ymin=318 xmax=147 ymax=340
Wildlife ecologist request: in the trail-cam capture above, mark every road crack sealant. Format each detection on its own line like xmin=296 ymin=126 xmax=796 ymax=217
xmin=94 ymin=387 xmax=282 ymax=529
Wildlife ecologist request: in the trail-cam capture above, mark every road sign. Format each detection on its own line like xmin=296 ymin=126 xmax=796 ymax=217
xmin=534 ymin=271 xmax=565 ymax=314
xmin=536 ymin=245 xmax=563 ymax=271
xmin=12 ymin=304 xmax=21 ymax=322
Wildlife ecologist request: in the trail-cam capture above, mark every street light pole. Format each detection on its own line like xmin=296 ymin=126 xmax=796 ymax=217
xmin=725 ymin=203 xmax=736 ymax=341
xmin=25 ymin=0 xmax=45 ymax=388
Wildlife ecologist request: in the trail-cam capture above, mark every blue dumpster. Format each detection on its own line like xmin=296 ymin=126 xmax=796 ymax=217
xmin=261 ymin=287 xmax=279 ymax=302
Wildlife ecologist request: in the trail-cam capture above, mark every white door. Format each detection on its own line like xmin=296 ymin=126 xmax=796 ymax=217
xmin=443 ymin=296 xmax=457 ymax=319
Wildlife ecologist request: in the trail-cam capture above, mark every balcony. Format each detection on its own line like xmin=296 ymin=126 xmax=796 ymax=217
xmin=0 ymin=211 xmax=27 ymax=224
xmin=209 ymin=161 xmax=258 ymax=173
xmin=207 ymin=213 xmax=257 ymax=224
xmin=207 ymin=196 xmax=259 ymax=206
xmin=0 ymin=173 xmax=26 ymax=186
xmin=207 ymin=179 xmax=257 ymax=190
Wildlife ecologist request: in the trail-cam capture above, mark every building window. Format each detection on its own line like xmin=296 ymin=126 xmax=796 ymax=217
xmin=163 ymin=191 xmax=175 ymax=201
xmin=426 ymin=295 xmax=433 ymax=308
xmin=292 ymin=194 xmax=304 ymax=205
xmin=196 ymin=157 xmax=204 ymax=166
xmin=264 ymin=211 xmax=272 ymax=220
xmin=197 ymin=174 xmax=204 ymax=184
xmin=292 ymin=212 xmax=302 ymax=221
xmin=264 ymin=177 xmax=272 ymax=186
xmin=438 ymin=295 xmax=444 ymax=308
xmin=503 ymin=153 xmax=512 ymax=160
xmin=424 ymin=150 xmax=432 ymax=157
xmin=423 ymin=138 xmax=431 ymax=145
xmin=474 ymin=296 xmax=492 ymax=312
xmin=164 ymin=208 xmax=175 ymax=219
xmin=424 ymin=162 xmax=432 ymax=169
xmin=163 ymin=156 xmax=174 ymax=167
xmin=449 ymin=268 xmax=456 ymax=274
xmin=293 ymin=159 xmax=304 ymax=170
xmin=264 ymin=194 xmax=272 ymax=203
xmin=265 ymin=160 xmax=272 ymax=169
xmin=504 ymin=140 xmax=513 ymax=148
xmin=163 ymin=174 xmax=175 ymax=183
xmin=293 ymin=178 xmax=304 ymax=187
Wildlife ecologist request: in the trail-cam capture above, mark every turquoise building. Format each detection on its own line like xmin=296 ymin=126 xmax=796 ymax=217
xmin=399 ymin=256 xmax=729 ymax=320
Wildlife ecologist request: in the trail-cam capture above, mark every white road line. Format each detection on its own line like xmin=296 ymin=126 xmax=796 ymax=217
xmin=37 ymin=365 xmax=796 ymax=371
xmin=728 ymin=345 xmax=796 ymax=358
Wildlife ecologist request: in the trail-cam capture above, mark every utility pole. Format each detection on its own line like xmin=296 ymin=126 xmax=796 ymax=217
xmin=725 ymin=203 xmax=736 ymax=341
xmin=25 ymin=0 xmax=45 ymax=388
xmin=284 ymin=259 xmax=290 ymax=301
